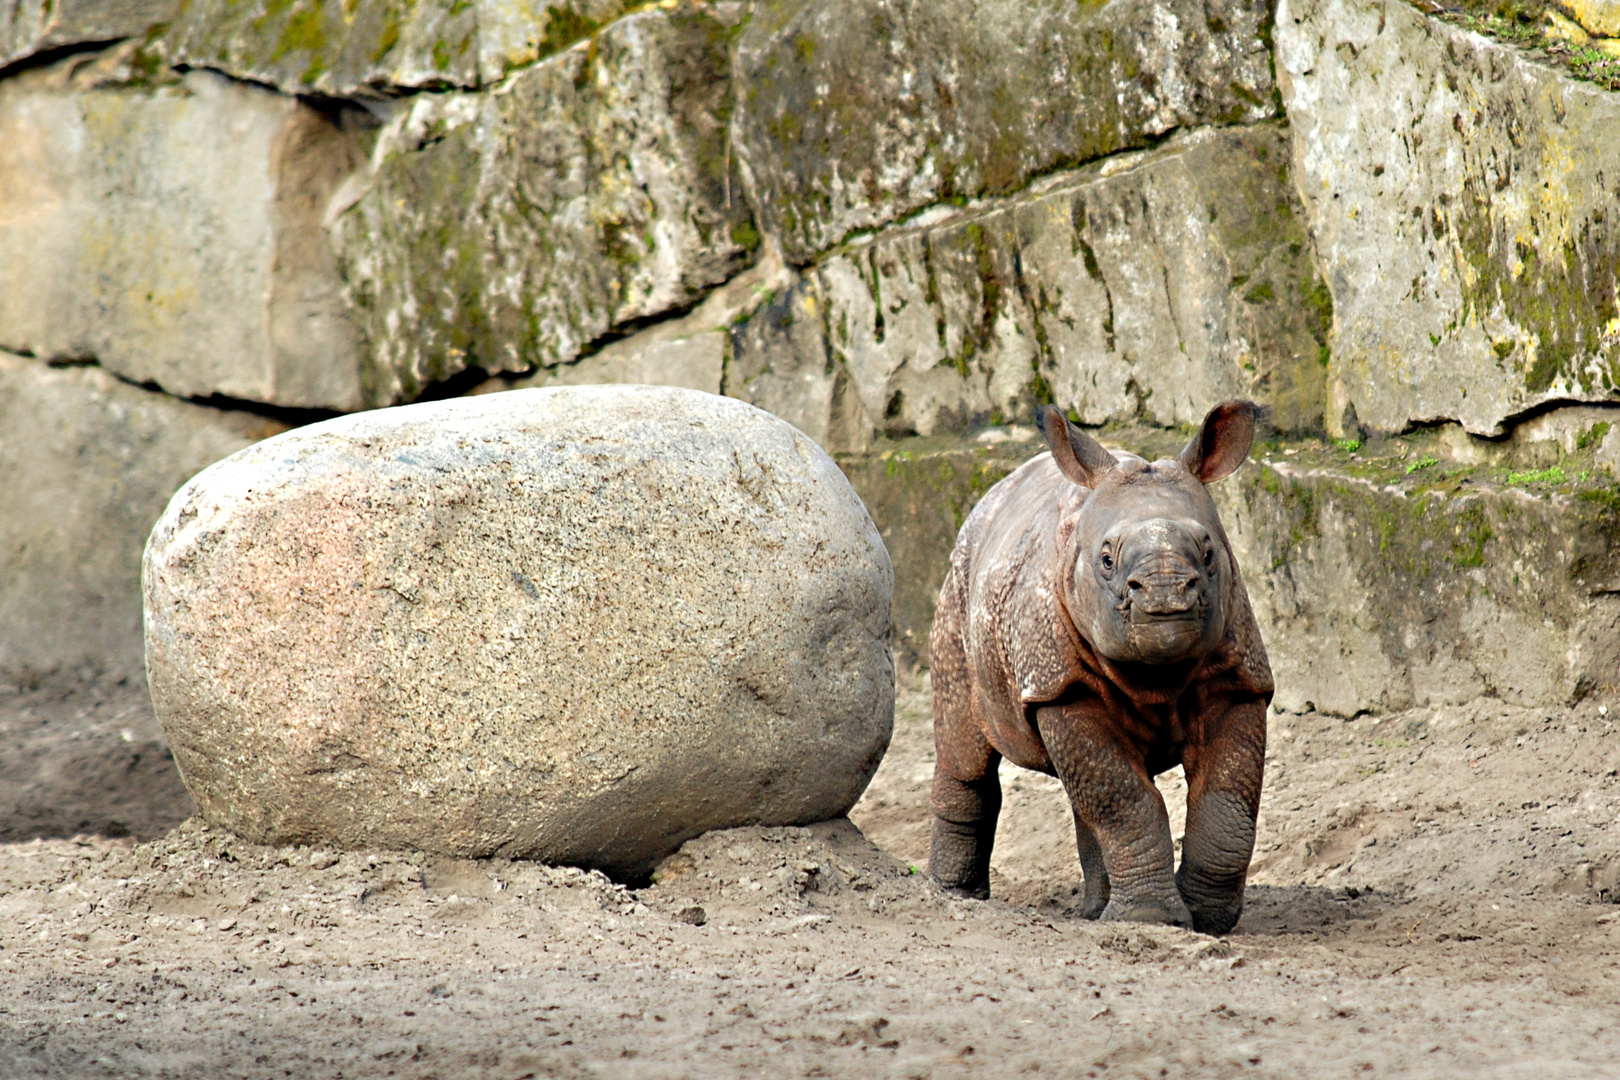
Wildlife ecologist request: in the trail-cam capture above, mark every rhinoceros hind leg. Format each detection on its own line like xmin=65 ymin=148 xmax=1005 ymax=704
xmin=1074 ymin=815 xmax=1110 ymax=919
xmin=928 ymin=770 xmax=1001 ymax=900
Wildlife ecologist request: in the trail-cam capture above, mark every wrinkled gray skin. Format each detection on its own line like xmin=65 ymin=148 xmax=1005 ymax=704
xmin=928 ymin=402 xmax=1274 ymax=933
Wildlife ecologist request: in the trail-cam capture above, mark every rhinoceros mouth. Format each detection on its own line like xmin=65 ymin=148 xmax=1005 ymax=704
xmin=1121 ymin=613 xmax=1208 ymax=664
xmin=1127 ymin=606 xmax=1201 ymax=624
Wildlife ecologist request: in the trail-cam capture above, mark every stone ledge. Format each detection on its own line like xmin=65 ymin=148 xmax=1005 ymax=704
xmin=842 ymin=424 xmax=1620 ymax=713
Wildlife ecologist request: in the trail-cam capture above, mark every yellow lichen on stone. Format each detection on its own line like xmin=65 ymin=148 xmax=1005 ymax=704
xmin=1555 ymin=0 xmax=1620 ymax=37
xmin=1545 ymin=8 xmax=1591 ymax=45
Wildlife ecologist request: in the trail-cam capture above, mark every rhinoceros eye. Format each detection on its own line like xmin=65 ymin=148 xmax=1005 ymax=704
xmin=1204 ymin=548 xmax=1215 ymax=567
xmin=1099 ymin=550 xmax=1114 ymax=571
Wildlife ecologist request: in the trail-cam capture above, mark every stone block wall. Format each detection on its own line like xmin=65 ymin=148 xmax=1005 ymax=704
xmin=3 ymin=0 xmax=1619 ymax=714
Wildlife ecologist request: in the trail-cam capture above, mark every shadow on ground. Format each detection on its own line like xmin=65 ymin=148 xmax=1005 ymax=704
xmin=0 ymin=681 xmax=194 ymax=843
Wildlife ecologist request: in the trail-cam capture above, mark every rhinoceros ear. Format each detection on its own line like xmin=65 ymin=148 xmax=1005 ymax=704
xmin=1035 ymin=405 xmax=1116 ymax=488
xmin=1179 ymin=400 xmax=1258 ymax=484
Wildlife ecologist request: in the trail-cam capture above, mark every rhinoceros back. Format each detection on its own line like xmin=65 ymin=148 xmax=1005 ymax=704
xmin=934 ymin=454 xmax=1089 ymax=772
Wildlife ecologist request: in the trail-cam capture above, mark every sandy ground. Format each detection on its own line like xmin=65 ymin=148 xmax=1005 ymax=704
xmin=2 ymin=678 xmax=1619 ymax=1079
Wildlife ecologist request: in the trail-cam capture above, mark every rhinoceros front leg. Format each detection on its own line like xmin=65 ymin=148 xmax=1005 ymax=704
xmin=1178 ymin=698 xmax=1267 ymax=935
xmin=1036 ymin=702 xmax=1191 ymax=927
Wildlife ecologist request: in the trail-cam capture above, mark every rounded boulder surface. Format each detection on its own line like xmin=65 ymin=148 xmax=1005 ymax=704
xmin=143 ymin=386 xmax=894 ymax=878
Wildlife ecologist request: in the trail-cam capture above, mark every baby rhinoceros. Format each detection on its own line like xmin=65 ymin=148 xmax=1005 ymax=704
xmin=929 ymin=402 xmax=1273 ymax=934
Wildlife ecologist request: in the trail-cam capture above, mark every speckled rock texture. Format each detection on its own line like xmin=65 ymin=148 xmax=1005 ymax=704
xmin=0 ymin=352 xmax=274 ymax=690
xmin=143 ymin=386 xmax=895 ymax=877
xmin=732 ymin=0 xmax=1278 ymax=264
xmin=728 ymin=124 xmax=1331 ymax=452
xmin=1278 ymin=0 xmax=1620 ymax=437
xmin=334 ymin=2 xmax=758 ymax=406
xmin=0 ymin=54 xmax=369 ymax=410
xmin=156 ymin=0 xmax=635 ymax=97
xmin=0 ymin=0 xmax=175 ymax=69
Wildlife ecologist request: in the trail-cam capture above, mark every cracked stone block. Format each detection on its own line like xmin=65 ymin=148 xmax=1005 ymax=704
xmin=155 ymin=0 xmax=637 ymax=98
xmin=1278 ymin=0 xmax=1620 ymax=437
xmin=1217 ymin=455 xmax=1620 ymax=716
xmin=335 ymin=3 xmax=758 ymax=406
xmin=0 ymin=0 xmax=177 ymax=69
xmin=494 ymin=257 xmax=794 ymax=397
xmin=0 ymin=56 xmax=370 ymax=409
xmin=0 ymin=353 xmax=277 ymax=689
xmin=732 ymin=0 xmax=1278 ymax=264
xmin=728 ymin=125 xmax=1331 ymax=451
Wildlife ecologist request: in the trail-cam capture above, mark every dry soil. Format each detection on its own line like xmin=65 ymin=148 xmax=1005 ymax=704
xmin=1 ymin=678 xmax=1618 ymax=1079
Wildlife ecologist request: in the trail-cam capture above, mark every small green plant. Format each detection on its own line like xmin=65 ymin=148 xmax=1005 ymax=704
xmin=1505 ymin=465 xmax=1568 ymax=485
xmin=907 ymin=865 xmax=919 ymax=876
xmin=1335 ymin=438 xmax=1362 ymax=453
xmin=1576 ymin=421 xmax=1611 ymax=451
xmin=1405 ymin=456 xmax=1439 ymax=474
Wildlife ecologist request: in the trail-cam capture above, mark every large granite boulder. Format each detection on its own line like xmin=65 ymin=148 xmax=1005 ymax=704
xmin=143 ymin=386 xmax=894 ymax=877
xmin=1278 ymin=0 xmax=1620 ymax=437
xmin=0 ymin=353 xmax=275 ymax=690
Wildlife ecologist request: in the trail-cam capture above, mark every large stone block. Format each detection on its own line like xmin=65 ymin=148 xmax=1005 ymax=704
xmin=1278 ymin=0 xmax=1620 ymax=437
xmin=1218 ymin=453 xmax=1620 ymax=716
xmin=144 ymin=386 xmax=894 ymax=876
xmin=0 ymin=353 xmax=274 ymax=689
xmin=0 ymin=57 xmax=369 ymax=410
xmin=732 ymin=0 xmax=1278 ymax=263
xmin=728 ymin=125 xmax=1331 ymax=452
xmin=335 ymin=3 xmax=758 ymax=406
xmin=0 ymin=0 xmax=176 ymax=69
xmin=845 ymin=422 xmax=1620 ymax=713
xmin=156 ymin=0 xmax=633 ymax=97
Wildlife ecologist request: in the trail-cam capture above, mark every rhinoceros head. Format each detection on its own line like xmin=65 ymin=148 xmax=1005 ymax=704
xmin=1035 ymin=402 xmax=1257 ymax=668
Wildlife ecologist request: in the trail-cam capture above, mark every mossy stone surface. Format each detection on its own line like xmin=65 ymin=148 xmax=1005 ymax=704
xmin=1279 ymin=0 xmax=1620 ymax=436
xmin=0 ymin=0 xmax=178 ymax=69
xmin=156 ymin=0 xmax=634 ymax=96
xmin=732 ymin=0 xmax=1278 ymax=264
xmin=334 ymin=3 xmax=757 ymax=406
xmin=730 ymin=125 xmax=1331 ymax=451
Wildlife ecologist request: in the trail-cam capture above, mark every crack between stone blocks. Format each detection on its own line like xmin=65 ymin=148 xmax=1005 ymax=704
xmin=0 ymin=38 xmax=131 ymax=83
xmin=8 ymin=350 xmax=349 ymax=428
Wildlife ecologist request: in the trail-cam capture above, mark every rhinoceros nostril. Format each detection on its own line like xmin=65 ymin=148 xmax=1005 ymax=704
xmin=1127 ymin=577 xmax=1144 ymax=593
